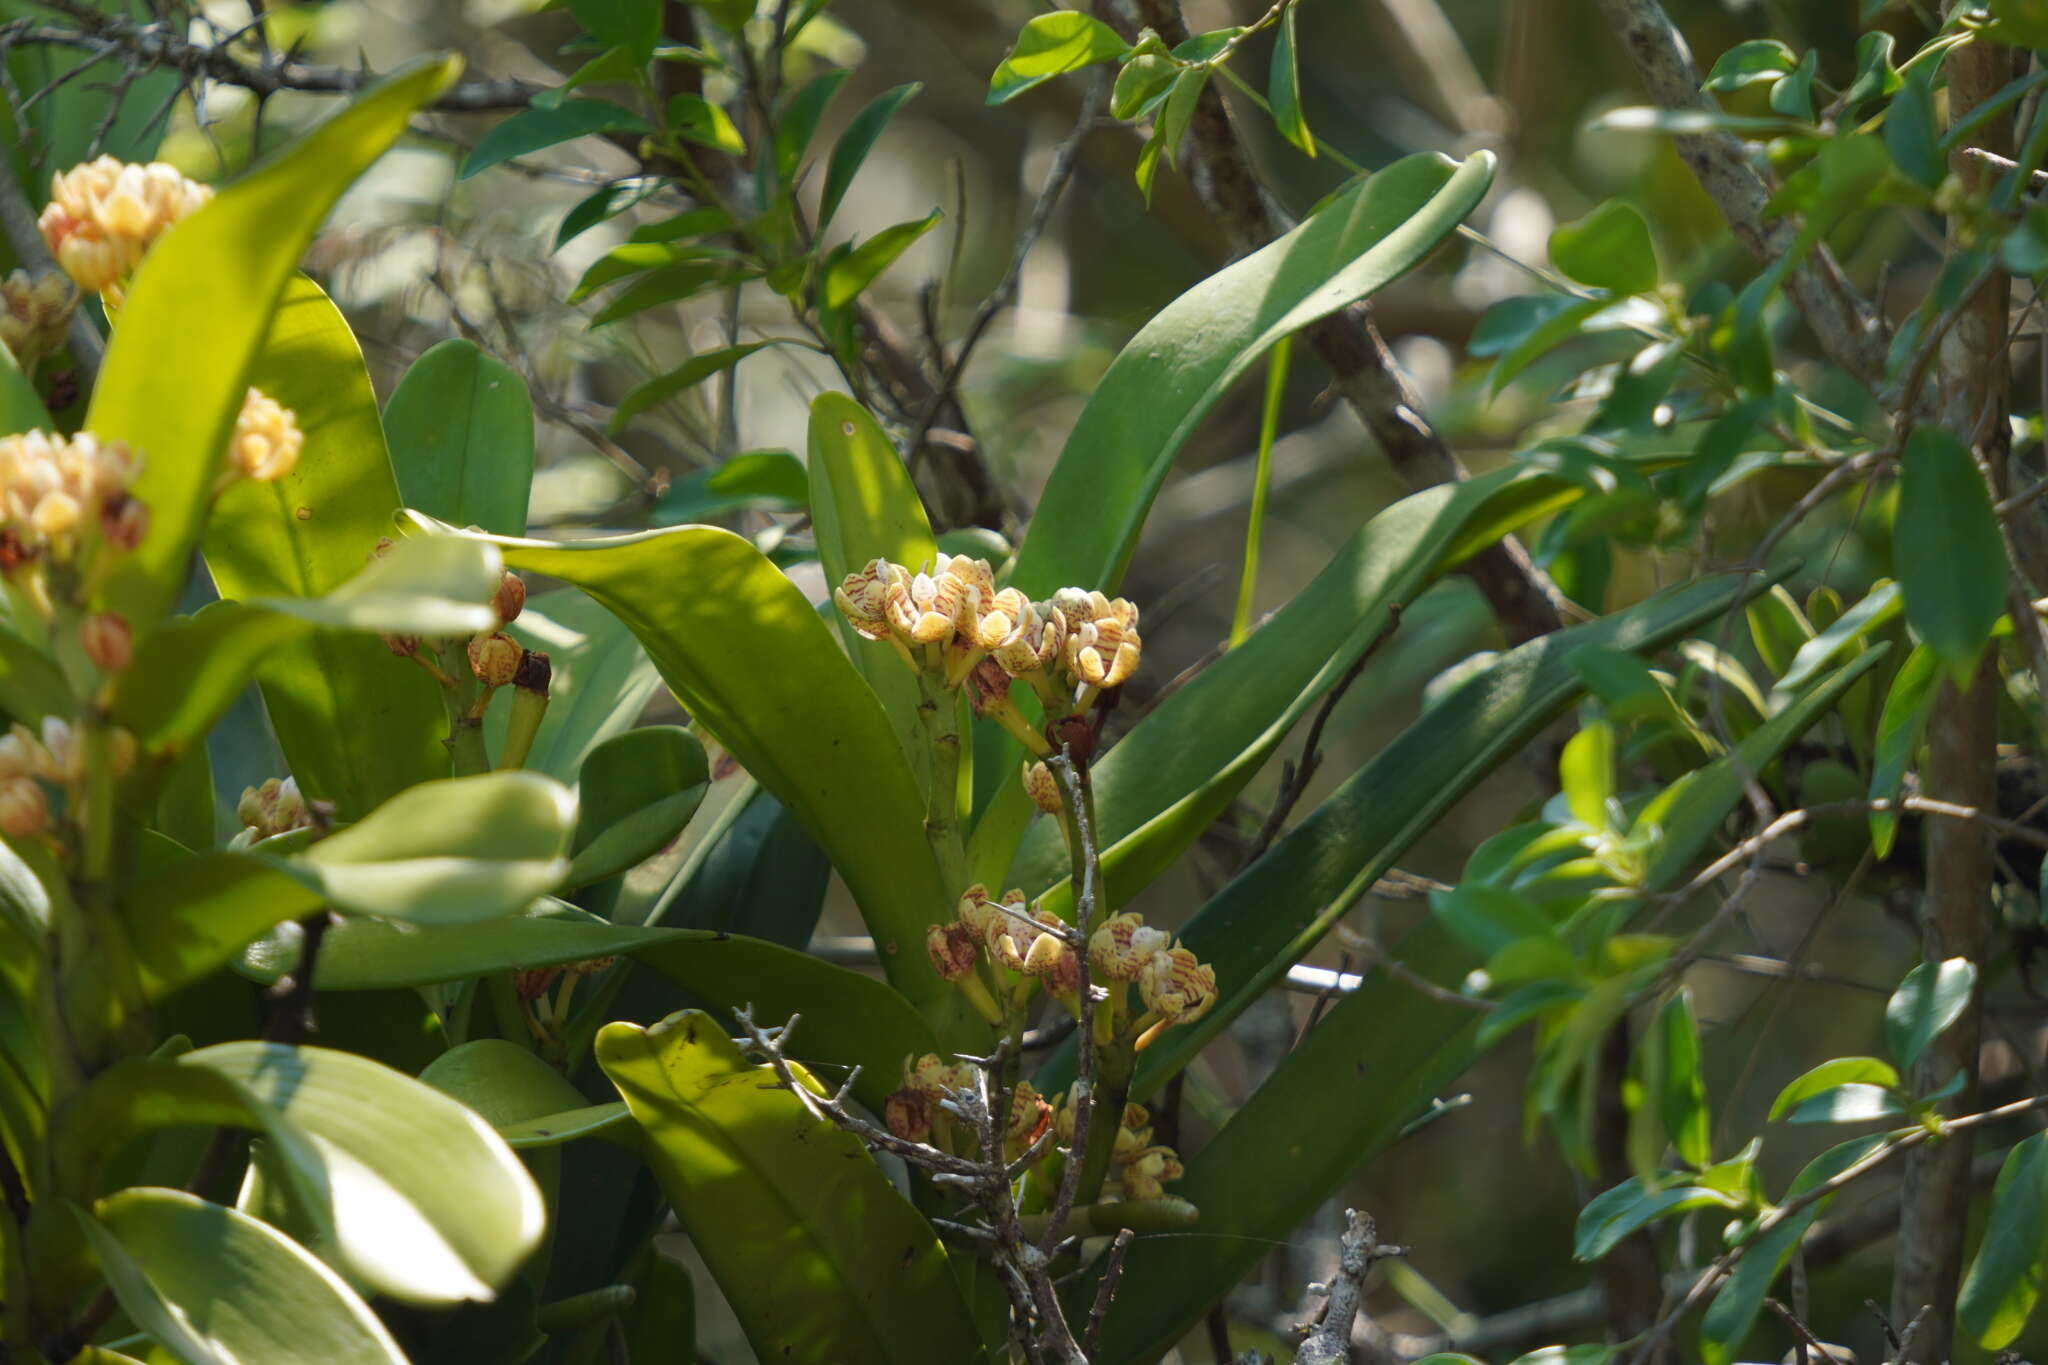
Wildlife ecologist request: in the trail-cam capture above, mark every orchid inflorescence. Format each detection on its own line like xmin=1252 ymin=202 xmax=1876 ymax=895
xmin=882 ymin=1053 xmax=1187 ymax=1205
xmin=0 ymin=269 xmax=79 ymax=379
xmin=834 ymin=554 xmax=1143 ymax=813
xmin=38 ymin=156 xmax=212 ymax=307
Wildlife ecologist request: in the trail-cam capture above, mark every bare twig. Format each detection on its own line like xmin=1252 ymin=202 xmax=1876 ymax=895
xmin=1081 ymin=1228 xmax=1136 ymax=1359
xmin=1296 ymin=1210 xmax=1406 ymax=1365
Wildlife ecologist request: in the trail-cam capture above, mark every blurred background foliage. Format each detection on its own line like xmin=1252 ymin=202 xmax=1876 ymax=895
xmin=3 ymin=0 xmax=2015 ymax=1360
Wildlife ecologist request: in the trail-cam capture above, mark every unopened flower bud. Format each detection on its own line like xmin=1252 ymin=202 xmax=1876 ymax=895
xmin=36 ymin=718 xmax=76 ymax=782
xmin=382 ymin=633 xmax=419 ymax=659
xmin=236 ymin=784 xmax=266 ymax=830
xmin=79 ymin=611 xmax=130 ymax=672
xmin=0 ymin=777 xmax=45 ymax=839
xmin=468 ymin=632 xmax=521 ymax=688
xmin=228 ymin=388 xmax=301 ymax=482
xmin=1117 ymin=1144 xmax=1186 ymax=1201
xmin=492 ymin=571 xmax=526 ymax=625
xmin=926 ymin=921 xmax=979 ymax=981
xmin=1022 ymin=760 xmax=1062 ymax=814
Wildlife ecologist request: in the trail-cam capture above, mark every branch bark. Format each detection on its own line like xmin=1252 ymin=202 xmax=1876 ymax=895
xmin=1887 ymin=29 xmax=2013 ymax=1365
xmin=1591 ymin=0 xmax=1889 ymax=392
xmin=1102 ymin=0 xmax=1566 ymax=646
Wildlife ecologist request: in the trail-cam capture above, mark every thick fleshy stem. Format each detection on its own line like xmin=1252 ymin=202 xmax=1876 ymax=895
xmin=915 ymin=665 xmax=967 ymax=891
xmin=497 ymin=651 xmax=552 ymax=772
xmin=434 ymin=638 xmax=492 ymax=776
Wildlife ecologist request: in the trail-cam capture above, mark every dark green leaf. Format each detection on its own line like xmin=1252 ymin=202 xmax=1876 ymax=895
xmin=819 ymin=82 xmax=921 ymax=230
xmin=1897 ymin=425 xmax=2006 ymax=681
xmin=569 ymin=0 xmax=659 ymax=60
xmin=1268 ymin=4 xmax=1313 ymax=155
xmin=554 ymin=178 xmax=668 ymax=249
xmin=1702 ymin=39 xmax=1797 ymax=91
xmin=462 ymin=99 xmax=650 ymax=179
xmin=822 ymin=210 xmax=942 ymax=309
xmin=1886 ymin=68 xmax=1942 ymax=189
xmin=653 ymin=449 xmax=809 ymax=523
xmin=1871 ymin=644 xmax=1939 ymax=857
xmin=1959 ymin=1133 xmax=2048 ymax=1347
xmin=1111 ymin=54 xmax=1177 ymax=122
xmin=610 ymin=343 xmax=774 ymax=433
xmin=1886 ymin=957 xmax=1978 ymax=1069
xmin=1575 ymin=1180 xmax=1737 ymax=1261
xmin=1158 ymin=66 xmax=1209 ymax=169
xmin=568 ymin=726 xmax=709 ymax=887
xmin=385 ymin=338 xmax=535 ymax=537
xmin=773 ymin=70 xmax=851 ymax=186
xmin=1768 ymin=50 xmax=1818 ymax=122
xmin=1549 ymin=201 xmax=1658 ymax=295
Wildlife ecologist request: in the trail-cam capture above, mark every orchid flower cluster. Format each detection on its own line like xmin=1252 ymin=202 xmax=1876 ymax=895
xmin=929 ymin=886 xmax=1217 ymax=1048
xmin=833 ymin=554 xmax=1143 ymax=805
xmin=0 ymin=269 xmax=78 ymax=379
xmin=38 ymin=156 xmax=212 ymax=307
xmin=882 ymin=1053 xmax=1188 ymax=1204
xmin=0 ymin=716 xmax=133 ymax=842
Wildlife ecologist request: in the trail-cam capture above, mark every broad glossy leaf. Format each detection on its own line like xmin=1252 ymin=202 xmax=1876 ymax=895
xmin=461 ymin=99 xmax=649 ymax=179
xmin=483 ymin=586 xmax=661 ymax=784
xmin=186 ymin=1041 xmax=544 ymax=1303
xmin=419 ymin=1039 xmax=630 ymax=1148
xmin=1011 ymin=151 xmax=1493 ymax=599
xmin=987 ymin=12 xmax=1126 ymax=104
xmin=385 ymin=338 xmax=534 ymax=536
xmin=77 ymin=1188 xmax=407 ymax=1365
xmin=120 ymin=528 xmax=504 ymax=761
xmin=1886 ymin=957 xmax=1978 ymax=1069
xmin=820 ymin=83 xmax=922 ymax=230
xmin=596 ymin=1010 xmax=983 ymax=1363
xmin=633 ymin=934 xmax=933 ymax=1114
xmin=1703 ymin=39 xmax=1797 ymax=91
xmin=1960 ymin=1132 xmax=2048 ymax=1348
xmin=808 ymin=392 xmax=939 ymax=792
xmin=1549 ymin=201 xmax=1657 ymax=294
xmin=240 ymin=900 xmax=706 ymax=990
xmin=1785 ymin=1084 xmax=1905 ymax=1124
xmin=655 ymin=791 xmax=832 ymax=948
xmin=204 ymin=276 xmax=447 ymax=818
xmin=568 ymin=726 xmax=709 ymax=887
xmin=1769 ymin=1057 xmax=1901 ymax=1120
xmin=1895 ymin=425 xmax=2006 ymax=681
xmin=404 ymin=517 xmax=967 ymax=1032
xmin=91 ymin=57 xmax=461 ymax=636
xmin=276 ymin=771 xmax=575 ymax=924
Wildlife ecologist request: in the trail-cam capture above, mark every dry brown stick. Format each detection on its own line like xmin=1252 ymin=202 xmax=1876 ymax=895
xmin=1295 ymin=1210 xmax=1405 ymax=1365
xmin=1103 ymin=0 xmax=1566 ymax=647
xmin=1591 ymin=0 xmax=1889 ymax=392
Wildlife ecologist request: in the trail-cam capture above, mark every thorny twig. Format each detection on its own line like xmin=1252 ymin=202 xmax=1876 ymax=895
xmin=1295 ymin=1210 xmax=1406 ymax=1365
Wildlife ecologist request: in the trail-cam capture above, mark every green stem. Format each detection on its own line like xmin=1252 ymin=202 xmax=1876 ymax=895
xmin=498 ymin=686 xmax=549 ymax=771
xmin=436 ymin=641 xmax=492 ymax=776
xmin=1232 ymin=333 xmax=1291 ymax=647
xmin=487 ymin=972 xmax=537 ymax=1053
xmin=916 ymin=669 xmax=966 ymax=890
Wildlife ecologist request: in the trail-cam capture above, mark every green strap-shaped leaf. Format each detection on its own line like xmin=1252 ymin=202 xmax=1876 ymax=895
xmin=76 ymin=1188 xmax=408 ymax=1365
xmin=385 ymin=337 xmax=535 ymax=536
xmin=1009 ymin=465 xmax=1583 ymax=907
xmin=820 ymin=82 xmax=923 ymax=231
xmin=596 ymin=1010 xmax=985 ymax=1365
xmin=90 ymin=56 xmax=461 ymax=636
xmin=1009 ymin=150 xmax=1493 ymax=598
xmin=567 ymin=725 xmax=709 ymax=888
xmin=205 ymin=275 xmax=451 ymax=818
xmin=1960 ymin=1132 xmax=2048 ymax=1348
xmin=1084 ymin=637 xmax=1885 ymax=1359
xmin=1050 ymin=573 xmax=1771 ymax=1103
xmin=186 ymin=1041 xmax=545 ymax=1304
xmin=238 ymin=899 xmax=705 ymax=990
xmin=404 ymin=515 xmax=977 ymax=1038
xmin=808 ymin=392 xmax=940 ymax=794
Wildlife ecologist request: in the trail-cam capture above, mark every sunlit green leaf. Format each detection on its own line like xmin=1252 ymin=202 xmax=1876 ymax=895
xmin=987 ymin=12 xmax=1127 ymax=104
xmin=385 ymin=338 xmax=534 ymax=537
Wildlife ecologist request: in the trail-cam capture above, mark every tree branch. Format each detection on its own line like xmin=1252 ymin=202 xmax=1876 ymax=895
xmin=1591 ymin=0 xmax=1889 ymax=392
